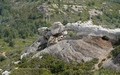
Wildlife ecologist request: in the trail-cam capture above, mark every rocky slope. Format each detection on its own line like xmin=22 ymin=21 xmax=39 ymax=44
xmin=33 ymin=36 xmax=112 ymax=63
xmin=21 ymin=21 xmax=120 ymax=68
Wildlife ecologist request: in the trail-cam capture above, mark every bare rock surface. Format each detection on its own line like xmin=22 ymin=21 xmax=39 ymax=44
xmin=21 ymin=20 xmax=120 ymax=65
xmin=33 ymin=37 xmax=112 ymax=63
xmin=65 ymin=20 xmax=120 ymax=40
xmin=102 ymin=53 xmax=120 ymax=71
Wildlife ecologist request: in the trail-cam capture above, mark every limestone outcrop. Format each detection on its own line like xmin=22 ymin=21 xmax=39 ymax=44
xmin=65 ymin=20 xmax=120 ymax=40
xmin=33 ymin=36 xmax=112 ymax=63
xmin=21 ymin=22 xmax=67 ymax=59
xmin=21 ymin=20 xmax=120 ymax=63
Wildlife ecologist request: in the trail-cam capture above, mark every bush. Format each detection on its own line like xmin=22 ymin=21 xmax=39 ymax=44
xmin=11 ymin=68 xmax=52 ymax=75
xmin=17 ymin=54 xmax=99 ymax=75
xmin=21 ymin=56 xmax=28 ymax=63
xmin=68 ymin=31 xmax=77 ymax=37
xmin=0 ymin=55 xmax=6 ymax=61
xmin=62 ymin=20 xmax=68 ymax=25
xmin=98 ymin=62 xmax=103 ymax=68
xmin=111 ymin=46 xmax=120 ymax=58
xmin=9 ymin=41 xmax=15 ymax=47
xmin=94 ymin=68 xmax=120 ymax=75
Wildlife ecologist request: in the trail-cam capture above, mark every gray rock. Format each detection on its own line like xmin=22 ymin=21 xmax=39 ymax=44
xmin=103 ymin=53 xmax=120 ymax=71
xmin=113 ymin=53 xmax=120 ymax=64
xmin=38 ymin=27 xmax=48 ymax=36
xmin=20 ymin=21 xmax=120 ymax=71
xmin=22 ymin=21 xmax=119 ymax=63
xmin=65 ymin=20 xmax=120 ymax=40
xmin=21 ymin=36 xmax=47 ymax=54
xmin=33 ymin=38 xmax=111 ymax=63
xmin=50 ymin=22 xmax=65 ymax=35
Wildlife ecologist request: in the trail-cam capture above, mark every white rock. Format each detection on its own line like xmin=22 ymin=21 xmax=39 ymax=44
xmin=0 ymin=69 xmax=3 ymax=72
xmin=13 ymin=61 xmax=21 ymax=65
xmin=39 ymin=56 xmax=43 ymax=59
xmin=20 ymin=53 xmax=29 ymax=60
xmin=65 ymin=21 xmax=120 ymax=40
xmin=62 ymin=31 xmax=68 ymax=35
xmin=15 ymin=67 xmax=18 ymax=70
xmin=50 ymin=22 xmax=65 ymax=35
xmin=2 ymin=71 xmax=10 ymax=75
xmin=57 ymin=35 xmax=64 ymax=41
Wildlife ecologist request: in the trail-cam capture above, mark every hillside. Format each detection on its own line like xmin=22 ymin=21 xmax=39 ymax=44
xmin=0 ymin=0 xmax=120 ymax=75
xmin=0 ymin=0 xmax=120 ymax=39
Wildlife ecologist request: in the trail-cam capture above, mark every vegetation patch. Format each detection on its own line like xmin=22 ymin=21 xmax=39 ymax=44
xmin=111 ymin=46 xmax=120 ymax=58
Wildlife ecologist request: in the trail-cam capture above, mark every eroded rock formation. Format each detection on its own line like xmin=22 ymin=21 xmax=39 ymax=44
xmin=33 ymin=36 xmax=112 ymax=63
xmin=21 ymin=22 xmax=67 ymax=59
xmin=21 ymin=20 xmax=120 ymax=64
xmin=65 ymin=20 xmax=120 ymax=40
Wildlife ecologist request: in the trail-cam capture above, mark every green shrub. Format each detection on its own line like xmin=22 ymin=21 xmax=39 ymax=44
xmin=111 ymin=46 xmax=120 ymax=58
xmin=93 ymin=68 xmax=120 ymax=75
xmin=0 ymin=55 xmax=6 ymax=61
xmin=21 ymin=56 xmax=28 ymax=63
xmin=68 ymin=31 xmax=77 ymax=37
xmin=98 ymin=62 xmax=103 ymax=68
xmin=9 ymin=41 xmax=15 ymax=47
xmin=11 ymin=68 xmax=52 ymax=75
xmin=6 ymin=50 xmax=21 ymax=58
xmin=62 ymin=20 xmax=68 ymax=25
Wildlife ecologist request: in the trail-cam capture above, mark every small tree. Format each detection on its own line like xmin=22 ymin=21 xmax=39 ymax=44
xmin=62 ymin=20 xmax=68 ymax=25
xmin=58 ymin=0 xmax=61 ymax=7
xmin=9 ymin=40 xmax=15 ymax=47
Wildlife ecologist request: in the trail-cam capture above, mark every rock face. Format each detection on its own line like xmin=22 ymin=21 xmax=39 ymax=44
xmin=21 ymin=20 xmax=120 ymax=63
xmin=65 ymin=20 xmax=120 ymax=40
xmin=33 ymin=36 xmax=112 ymax=63
xmin=114 ymin=54 xmax=120 ymax=65
xmin=21 ymin=22 xmax=67 ymax=59
xmin=102 ymin=53 xmax=120 ymax=71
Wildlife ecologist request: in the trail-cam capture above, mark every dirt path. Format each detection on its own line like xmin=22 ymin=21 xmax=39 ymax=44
xmin=93 ymin=49 xmax=112 ymax=71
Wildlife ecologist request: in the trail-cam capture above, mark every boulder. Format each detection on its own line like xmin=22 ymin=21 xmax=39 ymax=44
xmin=38 ymin=27 xmax=48 ymax=36
xmin=50 ymin=22 xmax=65 ymax=35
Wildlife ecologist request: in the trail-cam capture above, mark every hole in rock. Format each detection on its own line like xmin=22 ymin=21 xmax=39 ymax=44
xmin=102 ymin=36 xmax=109 ymax=41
